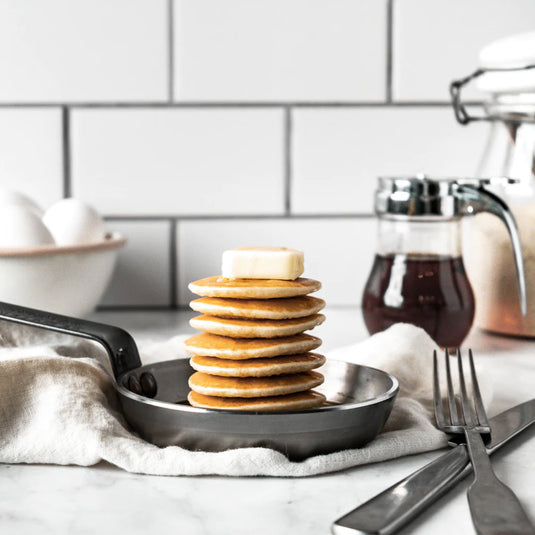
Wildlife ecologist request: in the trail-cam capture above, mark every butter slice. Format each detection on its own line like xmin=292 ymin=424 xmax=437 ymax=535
xmin=222 ymin=247 xmax=304 ymax=280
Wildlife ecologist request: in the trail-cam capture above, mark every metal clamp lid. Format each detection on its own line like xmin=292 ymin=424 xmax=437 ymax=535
xmin=451 ymin=64 xmax=535 ymax=125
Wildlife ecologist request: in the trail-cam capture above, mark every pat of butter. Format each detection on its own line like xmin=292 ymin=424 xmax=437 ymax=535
xmin=222 ymin=247 xmax=304 ymax=280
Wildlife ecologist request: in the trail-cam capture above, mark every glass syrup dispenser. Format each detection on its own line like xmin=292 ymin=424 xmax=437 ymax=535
xmin=362 ymin=175 xmax=527 ymax=348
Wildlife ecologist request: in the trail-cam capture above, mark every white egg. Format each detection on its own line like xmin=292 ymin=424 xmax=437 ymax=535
xmin=0 ymin=188 xmax=43 ymax=216
xmin=0 ymin=205 xmax=55 ymax=248
xmin=43 ymin=198 xmax=106 ymax=246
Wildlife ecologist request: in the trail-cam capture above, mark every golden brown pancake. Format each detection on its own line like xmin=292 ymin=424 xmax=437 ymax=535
xmin=189 ymin=353 xmax=325 ymax=377
xmin=189 ymin=276 xmax=321 ymax=299
xmin=189 ymin=296 xmax=325 ymax=320
xmin=190 ymin=313 xmax=325 ymax=338
xmin=188 ymin=390 xmax=326 ymax=411
xmin=184 ymin=333 xmax=322 ymax=359
xmin=188 ymin=371 xmax=324 ymax=398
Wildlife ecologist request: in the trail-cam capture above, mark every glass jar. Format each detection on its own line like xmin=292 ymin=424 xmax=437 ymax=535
xmin=451 ymin=32 xmax=535 ymax=336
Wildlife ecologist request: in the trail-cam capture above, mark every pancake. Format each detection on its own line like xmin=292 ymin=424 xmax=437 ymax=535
xmin=190 ymin=353 xmax=325 ymax=377
xmin=184 ymin=333 xmax=322 ymax=359
xmin=190 ymin=314 xmax=325 ymax=338
xmin=188 ymin=390 xmax=326 ymax=411
xmin=188 ymin=371 xmax=324 ymax=398
xmin=189 ymin=296 xmax=325 ymax=320
xmin=189 ymin=276 xmax=321 ymax=299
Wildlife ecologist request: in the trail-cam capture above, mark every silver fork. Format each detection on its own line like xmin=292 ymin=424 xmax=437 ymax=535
xmin=433 ymin=348 xmax=535 ymax=535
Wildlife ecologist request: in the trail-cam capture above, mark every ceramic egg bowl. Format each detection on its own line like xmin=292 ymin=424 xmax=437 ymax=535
xmin=0 ymin=233 xmax=125 ymax=317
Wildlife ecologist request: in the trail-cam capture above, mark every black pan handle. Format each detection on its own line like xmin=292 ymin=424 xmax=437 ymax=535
xmin=0 ymin=301 xmax=141 ymax=379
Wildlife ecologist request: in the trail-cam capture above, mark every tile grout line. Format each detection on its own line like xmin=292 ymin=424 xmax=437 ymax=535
xmin=104 ymin=214 xmax=375 ymax=222
xmin=386 ymin=0 xmax=393 ymax=103
xmin=284 ymin=107 xmax=292 ymax=215
xmin=0 ymin=101 xmax=464 ymax=108
xmin=168 ymin=0 xmax=174 ymax=102
xmin=61 ymin=106 xmax=71 ymax=197
xmin=169 ymin=218 xmax=178 ymax=309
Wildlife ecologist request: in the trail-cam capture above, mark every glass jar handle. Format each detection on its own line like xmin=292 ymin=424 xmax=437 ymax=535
xmin=454 ymin=183 xmax=527 ymax=315
xmin=450 ymin=64 xmax=535 ymax=125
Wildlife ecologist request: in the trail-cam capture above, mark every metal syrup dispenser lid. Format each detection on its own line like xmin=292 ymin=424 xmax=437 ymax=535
xmin=376 ymin=176 xmax=460 ymax=217
xmin=375 ymin=175 xmax=528 ymax=315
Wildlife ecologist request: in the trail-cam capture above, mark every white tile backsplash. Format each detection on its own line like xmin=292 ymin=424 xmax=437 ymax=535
xmin=101 ymin=220 xmax=171 ymax=307
xmin=174 ymin=0 xmax=387 ymax=102
xmin=2 ymin=2 xmax=533 ymax=308
xmin=177 ymin=218 xmax=376 ymax=306
xmin=291 ymin=107 xmax=488 ymax=214
xmin=0 ymin=0 xmax=168 ymax=103
xmin=0 ymin=108 xmax=63 ymax=208
xmin=393 ymin=0 xmax=535 ymax=102
xmin=70 ymin=108 xmax=285 ymax=216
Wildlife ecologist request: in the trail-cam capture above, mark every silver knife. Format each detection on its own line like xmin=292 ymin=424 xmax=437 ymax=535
xmin=332 ymin=398 xmax=535 ymax=535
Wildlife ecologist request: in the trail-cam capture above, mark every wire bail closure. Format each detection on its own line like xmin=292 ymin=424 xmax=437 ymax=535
xmin=450 ymin=64 xmax=535 ymax=125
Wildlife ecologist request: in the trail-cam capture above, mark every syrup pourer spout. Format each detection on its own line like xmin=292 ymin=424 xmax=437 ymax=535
xmin=455 ymin=181 xmax=527 ymax=316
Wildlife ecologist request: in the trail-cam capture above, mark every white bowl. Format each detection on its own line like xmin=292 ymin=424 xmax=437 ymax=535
xmin=0 ymin=232 xmax=125 ymax=317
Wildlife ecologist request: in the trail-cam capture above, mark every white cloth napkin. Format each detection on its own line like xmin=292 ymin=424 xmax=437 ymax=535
xmin=0 ymin=322 xmax=477 ymax=477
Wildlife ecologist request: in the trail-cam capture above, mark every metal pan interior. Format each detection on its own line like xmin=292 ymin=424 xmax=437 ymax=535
xmin=117 ymin=359 xmax=399 ymax=460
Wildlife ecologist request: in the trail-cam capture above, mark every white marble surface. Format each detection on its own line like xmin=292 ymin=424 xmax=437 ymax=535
xmin=1 ymin=308 xmax=535 ymax=535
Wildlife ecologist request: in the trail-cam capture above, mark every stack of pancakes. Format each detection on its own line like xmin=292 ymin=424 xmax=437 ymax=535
xmin=184 ymin=275 xmax=326 ymax=411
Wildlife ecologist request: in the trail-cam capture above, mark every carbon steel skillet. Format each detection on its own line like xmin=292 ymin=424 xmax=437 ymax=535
xmin=0 ymin=301 xmax=399 ymax=461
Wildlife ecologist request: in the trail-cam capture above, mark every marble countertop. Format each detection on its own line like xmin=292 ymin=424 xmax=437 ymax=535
xmin=1 ymin=308 xmax=535 ymax=535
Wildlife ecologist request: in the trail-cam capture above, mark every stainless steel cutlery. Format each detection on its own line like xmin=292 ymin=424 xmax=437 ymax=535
xmin=433 ymin=348 xmax=534 ymax=535
xmin=332 ymin=355 xmax=535 ymax=535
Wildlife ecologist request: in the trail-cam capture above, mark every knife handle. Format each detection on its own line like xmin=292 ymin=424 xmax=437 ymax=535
xmin=332 ymin=446 xmax=470 ymax=535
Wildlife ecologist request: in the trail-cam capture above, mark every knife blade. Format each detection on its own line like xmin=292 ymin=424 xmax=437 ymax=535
xmin=332 ymin=398 xmax=535 ymax=535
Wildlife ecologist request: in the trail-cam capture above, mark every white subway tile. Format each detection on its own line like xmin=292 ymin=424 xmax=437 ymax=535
xmin=0 ymin=108 xmax=63 ymax=208
xmin=71 ymin=108 xmax=285 ymax=216
xmin=101 ymin=220 xmax=171 ymax=306
xmin=0 ymin=0 xmax=167 ymax=102
xmin=292 ymin=107 xmax=488 ymax=214
xmin=177 ymin=218 xmax=376 ymax=307
xmin=393 ymin=0 xmax=535 ymax=101
xmin=174 ymin=0 xmax=387 ymax=102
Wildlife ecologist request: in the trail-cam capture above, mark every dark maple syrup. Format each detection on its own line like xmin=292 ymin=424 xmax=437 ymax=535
xmin=362 ymin=253 xmax=475 ymax=348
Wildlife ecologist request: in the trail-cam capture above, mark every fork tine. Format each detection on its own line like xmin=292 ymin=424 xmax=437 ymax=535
xmin=469 ymin=348 xmax=489 ymax=429
xmin=444 ymin=348 xmax=459 ymax=424
xmin=433 ymin=350 xmax=446 ymax=428
xmin=457 ymin=348 xmax=475 ymax=427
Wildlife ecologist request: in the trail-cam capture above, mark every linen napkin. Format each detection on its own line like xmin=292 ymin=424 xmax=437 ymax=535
xmin=0 ymin=322 xmax=475 ymax=477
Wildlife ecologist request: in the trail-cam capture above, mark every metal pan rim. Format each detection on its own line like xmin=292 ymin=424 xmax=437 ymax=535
xmin=116 ymin=361 xmax=400 ymax=416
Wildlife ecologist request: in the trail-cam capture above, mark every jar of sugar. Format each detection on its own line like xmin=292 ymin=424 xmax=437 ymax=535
xmin=451 ymin=31 xmax=535 ymax=336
